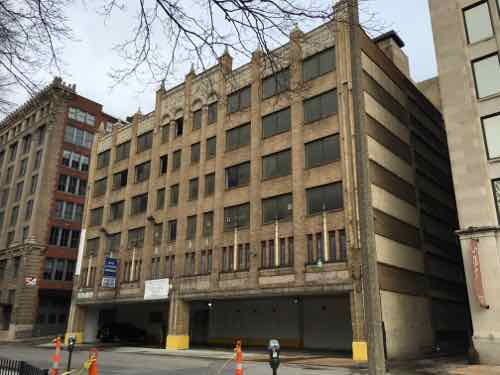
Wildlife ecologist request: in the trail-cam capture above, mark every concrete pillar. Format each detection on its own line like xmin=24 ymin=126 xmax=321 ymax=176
xmin=166 ymin=293 xmax=190 ymax=350
xmin=65 ymin=303 xmax=87 ymax=344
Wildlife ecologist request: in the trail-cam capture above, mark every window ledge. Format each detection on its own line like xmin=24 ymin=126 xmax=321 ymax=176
xmin=478 ymin=91 xmax=500 ymax=103
xmin=305 ymin=159 xmax=340 ymax=171
xmin=468 ymin=36 xmax=496 ymax=47
xmin=304 ymin=112 xmax=336 ymax=126
xmin=306 ymin=208 xmax=344 ymax=218
xmin=261 ymin=174 xmax=291 ymax=183
xmin=487 ymin=156 xmax=500 ymax=164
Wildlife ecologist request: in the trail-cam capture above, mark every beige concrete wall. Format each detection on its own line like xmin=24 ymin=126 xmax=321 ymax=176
xmin=381 ymin=290 xmax=434 ymax=359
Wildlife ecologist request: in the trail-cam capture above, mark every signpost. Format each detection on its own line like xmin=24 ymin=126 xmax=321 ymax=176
xmin=101 ymin=257 xmax=118 ymax=288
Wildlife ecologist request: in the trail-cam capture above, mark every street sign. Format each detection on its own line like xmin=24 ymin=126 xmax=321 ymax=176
xmin=101 ymin=257 xmax=118 ymax=289
xmin=144 ymin=278 xmax=170 ymax=300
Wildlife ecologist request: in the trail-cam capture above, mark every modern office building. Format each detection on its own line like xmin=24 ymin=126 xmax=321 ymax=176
xmin=429 ymin=0 xmax=500 ymax=364
xmin=66 ymin=9 xmax=469 ymax=360
xmin=0 ymin=77 xmax=116 ymax=340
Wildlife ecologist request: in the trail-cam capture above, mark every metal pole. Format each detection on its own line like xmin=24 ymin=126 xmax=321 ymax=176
xmin=347 ymin=0 xmax=386 ymax=374
xmin=66 ymin=350 xmax=73 ymax=372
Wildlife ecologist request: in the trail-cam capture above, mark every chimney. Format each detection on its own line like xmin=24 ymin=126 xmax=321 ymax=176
xmin=373 ymin=31 xmax=410 ymax=79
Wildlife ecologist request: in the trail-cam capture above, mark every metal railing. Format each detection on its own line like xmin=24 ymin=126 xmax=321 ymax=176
xmin=0 ymin=359 xmax=48 ymax=375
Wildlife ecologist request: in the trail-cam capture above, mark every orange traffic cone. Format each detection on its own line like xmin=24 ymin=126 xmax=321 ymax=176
xmin=88 ymin=348 xmax=99 ymax=375
xmin=50 ymin=337 xmax=62 ymax=375
xmin=234 ymin=340 xmax=243 ymax=375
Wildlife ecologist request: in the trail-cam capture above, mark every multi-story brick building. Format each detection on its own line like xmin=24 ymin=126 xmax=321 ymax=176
xmin=66 ymin=11 xmax=469 ymax=360
xmin=429 ymin=0 xmax=500 ymax=364
xmin=0 ymin=77 xmax=116 ymax=340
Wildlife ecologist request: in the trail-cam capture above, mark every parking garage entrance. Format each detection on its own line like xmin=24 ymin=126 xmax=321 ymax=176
xmin=189 ymin=295 xmax=353 ymax=352
xmin=83 ymin=301 xmax=168 ymax=347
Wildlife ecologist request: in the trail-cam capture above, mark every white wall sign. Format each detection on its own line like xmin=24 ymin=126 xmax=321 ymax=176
xmin=144 ymin=278 xmax=170 ymax=300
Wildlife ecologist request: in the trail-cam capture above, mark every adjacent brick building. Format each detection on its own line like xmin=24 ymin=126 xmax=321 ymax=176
xmin=67 ymin=9 xmax=469 ymax=360
xmin=0 ymin=78 xmax=115 ymax=340
xmin=429 ymin=0 xmax=500 ymax=364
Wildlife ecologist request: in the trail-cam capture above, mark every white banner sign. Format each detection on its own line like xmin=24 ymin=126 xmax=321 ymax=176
xmin=144 ymin=278 xmax=170 ymax=300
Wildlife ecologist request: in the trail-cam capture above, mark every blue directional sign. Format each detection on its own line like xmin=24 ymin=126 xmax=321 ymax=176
xmin=102 ymin=257 xmax=118 ymax=288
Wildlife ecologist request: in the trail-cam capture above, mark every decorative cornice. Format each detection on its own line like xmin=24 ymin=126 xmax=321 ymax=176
xmin=0 ymin=76 xmax=76 ymax=130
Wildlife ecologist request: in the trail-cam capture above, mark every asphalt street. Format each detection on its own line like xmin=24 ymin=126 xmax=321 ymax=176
xmin=0 ymin=344 xmax=359 ymax=375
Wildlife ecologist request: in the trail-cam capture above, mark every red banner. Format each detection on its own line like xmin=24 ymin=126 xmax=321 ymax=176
xmin=470 ymin=239 xmax=489 ymax=309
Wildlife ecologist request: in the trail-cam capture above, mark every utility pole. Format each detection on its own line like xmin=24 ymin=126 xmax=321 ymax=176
xmin=347 ymin=1 xmax=386 ymax=374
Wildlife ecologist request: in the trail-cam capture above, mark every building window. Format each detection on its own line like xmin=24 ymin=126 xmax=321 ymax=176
xmin=303 ymin=47 xmax=336 ymax=81
xmin=305 ymin=134 xmax=340 ymax=168
xmin=203 ymin=211 xmax=213 ymax=237
xmin=225 ymin=161 xmax=250 ymax=189
xmin=188 ymin=178 xmax=199 ymax=200
xmin=161 ymin=124 xmax=170 ymax=143
xmin=130 ymin=193 xmax=148 ymax=215
xmin=168 ymin=220 xmax=177 ymax=241
xmin=25 ymin=200 xmax=33 ymax=221
xmin=6 ymin=231 xmax=14 ymax=246
xmin=21 ymin=135 xmax=31 ymax=154
xmin=54 ymin=201 xmax=83 ymax=222
xmin=304 ymin=90 xmax=338 ymax=123
xmin=48 ymin=227 xmax=80 ymax=248
xmin=14 ymin=182 xmax=23 ymax=202
xmin=93 ymin=177 xmax=107 ymax=197
xmin=472 ymin=54 xmax=500 ymax=99
xmin=191 ymin=142 xmax=200 ymax=163
xmin=200 ymin=249 xmax=213 ymax=274
xmin=482 ymin=113 xmax=500 ymax=159
xmin=137 ymin=131 xmax=153 ymax=153
xmin=208 ymin=102 xmax=218 ymax=124
xmin=306 ymin=182 xmax=343 ymax=215
xmin=222 ymin=246 xmax=233 ymax=272
xmin=262 ymin=69 xmax=289 ymax=99
xmin=8 ymin=142 xmax=17 ymax=162
xmin=226 ymin=123 xmax=250 ymax=151
xmin=10 ymin=206 xmax=18 ymax=226
xmin=193 ymin=109 xmax=202 ymax=130
xmin=151 ymin=257 xmax=161 ymax=280
xmin=228 ymin=86 xmax=251 ymax=114
xmin=62 ymin=150 xmax=88 ymax=172
xmin=134 ymin=161 xmax=151 ymax=183
xmin=107 ymin=232 xmax=121 ymax=254
xmin=36 ymin=125 xmax=45 ymax=145
xmin=109 ymin=201 xmax=124 ymax=222
xmin=165 ymin=255 xmax=175 ymax=277
xmin=97 ymin=150 xmax=110 ymax=169
xmin=224 ymin=202 xmax=250 ymax=231
xmin=159 ymin=155 xmax=168 ymax=175
xmin=184 ymin=252 xmax=196 ymax=276
xmin=153 ymin=223 xmax=163 ymax=246
xmin=172 ymin=150 xmax=182 ymax=170
xmin=4 ymin=167 xmax=12 ymax=184
xmin=156 ymin=188 xmax=165 ymax=210
xmin=205 ymin=173 xmax=215 ymax=196
xmin=68 ymin=107 xmax=96 ymax=126
xmin=86 ymin=237 xmax=100 ymax=255
xmin=18 ymin=159 xmax=27 ymax=177
xmin=262 ymin=107 xmax=291 ymax=139
xmin=186 ymin=215 xmax=197 ymax=240
xmin=206 ymin=137 xmax=216 ymax=160
xmin=262 ymin=193 xmax=293 ymax=224
xmin=89 ymin=207 xmax=103 ymax=227
xmin=64 ymin=126 xmax=94 ymax=148
xmin=30 ymin=174 xmax=39 ymax=194
xmin=170 ymin=184 xmax=179 ymax=206
xmin=115 ymin=141 xmax=131 ymax=162
xmin=31 ymin=150 xmax=42 ymax=171
xmin=262 ymin=149 xmax=291 ymax=179
xmin=112 ymin=169 xmax=128 ymax=190
xmin=463 ymin=1 xmax=494 ymax=44
xmin=0 ymin=190 xmax=8 ymax=208
xmin=57 ymin=175 xmax=86 ymax=196
xmin=175 ymin=117 xmax=184 ymax=137
xmin=128 ymin=227 xmax=145 ymax=248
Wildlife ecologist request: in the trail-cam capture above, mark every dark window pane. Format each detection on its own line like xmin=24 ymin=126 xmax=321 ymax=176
xmin=262 ymin=149 xmax=291 ymax=179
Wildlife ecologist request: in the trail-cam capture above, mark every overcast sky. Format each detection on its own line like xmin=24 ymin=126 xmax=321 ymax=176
xmin=10 ymin=0 xmax=437 ymax=120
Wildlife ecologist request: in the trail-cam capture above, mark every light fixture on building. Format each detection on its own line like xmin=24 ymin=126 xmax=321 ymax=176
xmin=208 ymin=302 xmax=213 ymax=308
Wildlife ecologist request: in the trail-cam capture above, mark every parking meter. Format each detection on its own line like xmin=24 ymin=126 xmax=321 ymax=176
xmin=268 ymin=339 xmax=280 ymax=375
xmin=66 ymin=335 xmax=76 ymax=371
